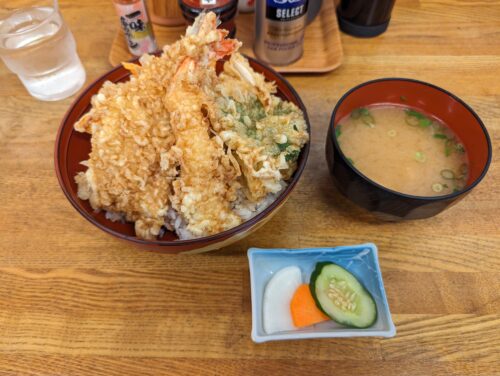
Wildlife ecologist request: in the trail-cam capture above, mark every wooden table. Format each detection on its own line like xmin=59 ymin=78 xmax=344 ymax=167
xmin=0 ymin=1 xmax=499 ymax=375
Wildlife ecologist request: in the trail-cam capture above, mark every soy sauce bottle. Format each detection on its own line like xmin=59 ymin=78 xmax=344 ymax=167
xmin=337 ymin=0 xmax=396 ymax=37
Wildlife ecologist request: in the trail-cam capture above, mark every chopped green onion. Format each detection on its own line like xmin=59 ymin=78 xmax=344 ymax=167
xmin=431 ymin=122 xmax=442 ymax=131
xmin=405 ymin=109 xmax=426 ymax=119
xmin=455 ymin=143 xmax=465 ymax=153
xmin=362 ymin=115 xmax=376 ymax=127
xmin=347 ymin=157 xmax=354 ymax=165
xmin=250 ymin=98 xmax=266 ymax=120
xmin=405 ymin=108 xmax=433 ymax=128
xmin=335 ymin=125 xmax=342 ymax=138
xmin=351 ymin=107 xmax=370 ymax=119
xmin=350 ymin=108 xmax=375 ymax=126
xmin=400 ymin=95 xmax=408 ymax=102
xmin=445 ymin=139 xmax=454 ymax=156
xmin=387 ymin=129 xmax=397 ymax=137
xmin=459 ymin=163 xmax=468 ymax=176
xmin=273 ymin=101 xmax=293 ymax=116
xmin=246 ymin=128 xmax=257 ymax=138
xmin=419 ymin=118 xmax=432 ymax=127
xmin=443 ymin=183 xmax=449 ymax=188
xmin=405 ymin=115 xmax=420 ymax=126
xmin=285 ymin=150 xmax=300 ymax=162
xmin=235 ymin=101 xmax=244 ymax=117
xmin=433 ymin=133 xmax=448 ymax=139
xmin=453 ymin=188 xmax=460 ymax=193
xmin=293 ymin=124 xmax=298 ymax=131
xmin=432 ymin=183 xmax=443 ymax=193
xmin=440 ymin=169 xmax=456 ymax=180
xmin=277 ymin=141 xmax=290 ymax=152
xmin=415 ymin=151 xmax=426 ymax=163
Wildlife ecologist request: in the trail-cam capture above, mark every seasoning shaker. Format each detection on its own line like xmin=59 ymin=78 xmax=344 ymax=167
xmin=112 ymin=0 xmax=158 ymax=56
xmin=238 ymin=0 xmax=255 ymax=13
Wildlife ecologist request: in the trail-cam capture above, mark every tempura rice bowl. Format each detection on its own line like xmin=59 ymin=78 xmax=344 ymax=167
xmin=55 ymin=56 xmax=310 ymax=253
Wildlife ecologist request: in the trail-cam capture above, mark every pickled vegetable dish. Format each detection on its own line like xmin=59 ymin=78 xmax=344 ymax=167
xmin=262 ymin=262 xmax=377 ymax=334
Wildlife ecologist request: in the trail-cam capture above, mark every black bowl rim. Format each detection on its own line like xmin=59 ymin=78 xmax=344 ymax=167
xmin=55 ymin=55 xmax=311 ymax=248
xmin=329 ymin=77 xmax=492 ymax=202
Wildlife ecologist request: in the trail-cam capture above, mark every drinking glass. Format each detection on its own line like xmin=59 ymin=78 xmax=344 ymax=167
xmin=0 ymin=0 xmax=86 ymax=101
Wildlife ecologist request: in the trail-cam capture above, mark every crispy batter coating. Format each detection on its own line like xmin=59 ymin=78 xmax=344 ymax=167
xmin=166 ymin=74 xmax=242 ymax=237
xmin=74 ymin=55 xmax=176 ymax=240
xmin=214 ymin=54 xmax=309 ymax=202
xmin=74 ymin=12 xmax=307 ymax=240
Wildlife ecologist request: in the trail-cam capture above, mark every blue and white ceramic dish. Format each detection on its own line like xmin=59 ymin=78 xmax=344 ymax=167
xmin=248 ymin=243 xmax=396 ymax=343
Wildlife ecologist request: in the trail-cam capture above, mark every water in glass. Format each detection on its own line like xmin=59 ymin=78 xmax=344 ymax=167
xmin=0 ymin=5 xmax=86 ymax=101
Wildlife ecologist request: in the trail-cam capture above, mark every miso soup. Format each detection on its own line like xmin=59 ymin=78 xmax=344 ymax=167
xmin=336 ymin=105 xmax=469 ymax=197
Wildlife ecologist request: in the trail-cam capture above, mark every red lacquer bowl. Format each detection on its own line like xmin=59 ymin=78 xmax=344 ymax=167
xmin=326 ymin=78 xmax=492 ymax=220
xmin=55 ymin=56 xmax=310 ymax=253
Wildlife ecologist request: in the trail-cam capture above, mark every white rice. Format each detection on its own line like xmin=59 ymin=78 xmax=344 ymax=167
xmin=165 ymin=183 xmax=287 ymax=240
xmin=165 ymin=207 xmax=193 ymax=240
xmin=104 ymin=184 xmax=287 ymax=240
xmin=231 ymin=189 xmax=284 ymax=222
xmin=105 ymin=210 xmax=125 ymax=223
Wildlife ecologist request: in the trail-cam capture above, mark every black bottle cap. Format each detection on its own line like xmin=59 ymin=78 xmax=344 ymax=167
xmin=337 ymin=9 xmax=390 ymax=38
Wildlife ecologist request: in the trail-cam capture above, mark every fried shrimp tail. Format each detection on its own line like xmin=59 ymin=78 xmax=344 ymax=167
xmin=122 ymin=62 xmax=141 ymax=76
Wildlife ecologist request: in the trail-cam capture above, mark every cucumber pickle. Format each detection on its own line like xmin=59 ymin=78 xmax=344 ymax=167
xmin=309 ymin=262 xmax=377 ymax=328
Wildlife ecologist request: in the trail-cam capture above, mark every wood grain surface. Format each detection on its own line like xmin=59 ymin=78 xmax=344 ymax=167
xmin=0 ymin=0 xmax=499 ymax=375
xmin=109 ymin=0 xmax=344 ymax=72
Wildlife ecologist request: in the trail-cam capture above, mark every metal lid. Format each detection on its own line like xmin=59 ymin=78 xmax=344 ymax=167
xmin=182 ymin=4 xmax=237 ymax=22
xmin=179 ymin=0 xmax=238 ymax=15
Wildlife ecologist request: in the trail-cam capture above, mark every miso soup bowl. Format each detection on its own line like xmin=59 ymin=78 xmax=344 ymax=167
xmin=326 ymin=78 xmax=492 ymax=220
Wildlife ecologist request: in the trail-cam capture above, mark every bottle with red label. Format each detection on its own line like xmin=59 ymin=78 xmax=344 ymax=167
xmin=112 ymin=0 xmax=158 ymax=56
xmin=238 ymin=0 xmax=255 ymax=13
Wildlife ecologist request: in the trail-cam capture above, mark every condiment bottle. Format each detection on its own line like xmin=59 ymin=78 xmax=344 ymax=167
xmin=337 ymin=0 xmax=396 ymax=37
xmin=178 ymin=0 xmax=238 ymax=38
xmin=112 ymin=0 xmax=158 ymax=56
xmin=254 ymin=0 xmax=309 ymax=66
xmin=238 ymin=0 xmax=255 ymax=13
